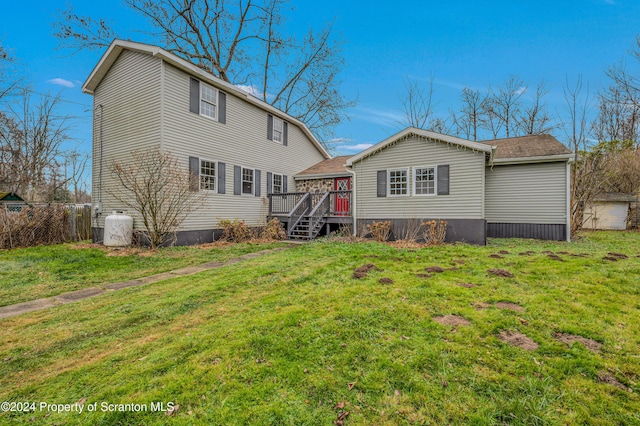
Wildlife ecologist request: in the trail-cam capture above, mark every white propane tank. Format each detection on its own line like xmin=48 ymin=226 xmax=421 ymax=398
xmin=104 ymin=211 xmax=133 ymax=247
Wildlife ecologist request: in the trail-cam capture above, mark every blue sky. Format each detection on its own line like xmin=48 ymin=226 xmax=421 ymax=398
xmin=1 ymin=0 xmax=640 ymax=163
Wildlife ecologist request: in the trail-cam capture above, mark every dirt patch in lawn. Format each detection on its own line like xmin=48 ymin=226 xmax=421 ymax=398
xmin=518 ymin=251 xmax=535 ymax=256
xmin=570 ymin=253 xmax=589 ymax=258
xmin=495 ymin=302 xmax=525 ymax=312
xmin=488 ymin=268 xmax=514 ymax=278
xmin=415 ymin=273 xmax=432 ymax=278
xmin=472 ymin=302 xmax=490 ymax=310
xmin=608 ymin=252 xmax=628 ymax=259
xmin=547 ymin=254 xmax=564 ymax=261
xmin=353 ymin=264 xmax=380 ymax=279
xmin=457 ymin=282 xmax=475 ymax=288
xmin=554 ymin=332 xmax=602 ymax=353
xmin=597 ymin=371 xmax=630 ymax=391
xmin=452 ymin=259 xmax=465 ymax=265
xmin=378 ymin=277 xmax=394 ymax=285
xmin=425 ymin=266 xmax=444 ymax=273
xmin=498 ymin=250 xmax=510 ymax=255
xmin=433 ymin=315 xmax=470 ymax=326
xmin=488 ymin=254 xmax=504 ymax=259
xmin=498 ymin=331 xmax=538 ymax=351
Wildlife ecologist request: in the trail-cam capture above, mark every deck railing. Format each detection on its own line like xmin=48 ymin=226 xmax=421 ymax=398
xmin=268 ymin=190 xmax=352 ymax=217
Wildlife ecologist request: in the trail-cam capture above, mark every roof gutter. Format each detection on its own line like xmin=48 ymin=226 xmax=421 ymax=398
xmin=492 ymin=153 xmax=575 ymax=165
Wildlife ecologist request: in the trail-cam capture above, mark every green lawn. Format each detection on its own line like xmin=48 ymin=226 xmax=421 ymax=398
xmin=0 ymin=241 xmax=284 ymax=306
xmin=0 ymin=231 xmax=639 ymax=425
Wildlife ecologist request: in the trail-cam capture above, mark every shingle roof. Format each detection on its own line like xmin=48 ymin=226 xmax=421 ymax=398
xmin=295 ymin=156 xmax=352 ymax=177
xmin=482 ymin=134 xmax=572 ymax=159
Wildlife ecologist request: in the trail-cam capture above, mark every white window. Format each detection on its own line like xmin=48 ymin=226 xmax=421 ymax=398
xmin=414 ymin=166 xmax=436 ymax=196
xmin=388 ymin=169 xmax=408 ymax=196
xmin=200 ymin=159 xmax=216 ymax=191
xmin=242 ymin=167 xmax=254 ymax=195
xmin=272 ymin=173 xmax=283 ymax=194
xmin=200 ymin=83 xmax=218 ymax=120
xmin=272 ymin=117 xmax=284 ymax=143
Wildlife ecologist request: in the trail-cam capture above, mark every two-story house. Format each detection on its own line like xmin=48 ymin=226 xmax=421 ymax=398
xmin=84 ymin=40 xmax=573 ymax=246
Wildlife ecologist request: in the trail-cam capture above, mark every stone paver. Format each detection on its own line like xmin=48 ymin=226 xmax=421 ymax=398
xmin=0 ymin=246 xmax=291 ymax=320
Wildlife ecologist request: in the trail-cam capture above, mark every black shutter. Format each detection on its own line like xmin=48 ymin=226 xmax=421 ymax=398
xmin=437 ymin=165 xmax=450 ymax=195
xmin=218 ymin=162 xmax=226 ymax=194
xmin=234 ymin=165 xmax=241 ymax=195
xmin=189 ymin=156 xmax=199 ymax=191
xmin=218 ymin=91 xmax=226 ymax=124
xmin=255 ymin=169 xmax=261 ymax=196
xmin=283 ymin=175 xmax=288 ymax=193
xmin=267 ymin=114 xmax=273 ymax=140
xmin=283 ymin=121 xmax=288 ymax=146
xmin=189 ymin=78 xmax=200 ymax=114
xmin=267 ymin=172 xmax=273 ymax=194
xmin=377 ymin=170 xmax=387 ymax=197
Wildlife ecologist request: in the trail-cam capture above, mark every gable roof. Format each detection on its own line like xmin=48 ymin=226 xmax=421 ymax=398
xmin=0 ymin=192 xmax=24 ymax=202
xmin=481 ymin=134 xmax=573 ymax=164
xmin=345 ymin=128 xmax=493 ymax=166
xmin=294 ymin=156 xmax=351 ymax=179
xmin=82 ymin=39 xmax=330 ymax=159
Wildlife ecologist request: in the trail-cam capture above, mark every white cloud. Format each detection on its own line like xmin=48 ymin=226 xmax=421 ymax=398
xmin=515 ymin=86 xmax=528 ymax=95
xmin=327 ymin=137 xmax=354 ymax=144
xmin=341 ymin=143 xmax=373 ymax=151
xmin=355 ymin=106 xmax=404 ymax=127
xmin=47 ymin=78 xmax=75 ymax=88
xmin=235 ymin=84 xmax=262 ymax=97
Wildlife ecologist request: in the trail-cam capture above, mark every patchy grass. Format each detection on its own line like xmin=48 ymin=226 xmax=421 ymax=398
xmin=0 ymin=241 xmax=284 ymax=306
xmin=0 ymin=231 xmax=639 ymax=425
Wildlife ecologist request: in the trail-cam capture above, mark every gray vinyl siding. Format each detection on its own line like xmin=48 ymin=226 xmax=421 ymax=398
xmin=485 ymin=162 xmax=568 ymax=224
xmin=160 ymin=61 xmax=326 ymax=229
xmin=92 ymin=50 xmax=162 ymax=229
xmin=353 ymin=136 xmax=486 ymax=219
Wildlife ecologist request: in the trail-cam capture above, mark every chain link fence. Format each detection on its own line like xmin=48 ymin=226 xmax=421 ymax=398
xmin=0 ymin=204 xmax=92 ymax=249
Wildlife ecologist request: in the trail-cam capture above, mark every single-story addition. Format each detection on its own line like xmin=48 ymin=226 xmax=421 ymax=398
xmin=583 ymin=193 xmax=637 ymax=230
xmin=84 ymin=40 xmax=573 ymax=246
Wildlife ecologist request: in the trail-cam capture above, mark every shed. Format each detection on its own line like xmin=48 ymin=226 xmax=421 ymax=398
xmin=0 ymin=192 xmax=24 ymax=203
xmin=583 ymin=193 xmax=637 ymax=230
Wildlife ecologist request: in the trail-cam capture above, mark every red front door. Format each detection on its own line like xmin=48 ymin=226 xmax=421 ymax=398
xmin=334 ymin=177 xmax=350 ymax=215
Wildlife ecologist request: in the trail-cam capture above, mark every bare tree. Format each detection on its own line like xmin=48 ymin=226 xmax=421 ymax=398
xmin=562 ymin=76 xmax=600 ymax=233
xmin=0 ymin=42 xmax=19 ymax=102
xmin=108 ymin=147 xmax=205 ymax=248
xmin=0 ymin=90 xmax=72 ymax=201
xmin=516 ymin=80 xmax=556 ymax=136
xmin=482 ymin=76 xmax=526 ymax=139
xmin=398 ymin=76 xmax=435 ymax=129
xmin=592 ymin=85 xmax=640 ymax=144
xmin=451 ymin=87 xmax=485 ymax=141
xmin=606 ymin=35 xmax=640 ymax=112
xmin=64 ymin=151 xmax=91 ymax=203
xmin=54 ymin=0 xmax=351 ymax=142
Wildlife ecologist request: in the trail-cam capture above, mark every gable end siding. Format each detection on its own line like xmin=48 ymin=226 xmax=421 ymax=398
xmin=353 ymin=136 xmax=485 ymax=219
xmin=158 ymin=61 xmax=326 ymax=229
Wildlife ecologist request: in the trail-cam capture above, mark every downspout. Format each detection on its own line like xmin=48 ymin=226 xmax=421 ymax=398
xmin=566 ymin=159 xmax=572 ymax=242
xmin=345 ymin=165 xmax=357 ymax=236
